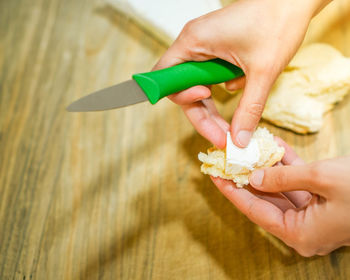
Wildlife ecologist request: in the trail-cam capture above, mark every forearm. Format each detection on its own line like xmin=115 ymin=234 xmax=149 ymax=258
xmin=264 ymin=0 xmax=333 ymax=22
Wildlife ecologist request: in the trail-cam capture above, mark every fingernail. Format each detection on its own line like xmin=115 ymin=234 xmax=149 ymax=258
xmin=250 ymin=169 xmax=264 ymax=187
xmin=236 ymin=130 xmax=252 ymax=147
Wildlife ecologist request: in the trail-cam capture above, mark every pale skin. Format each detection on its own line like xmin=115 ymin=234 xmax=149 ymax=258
xmin=212 ymin=139 xmax=350 ymax=257
xmin=153 ymin=0 xmax=350 ymax=256
xmin=154 ymin=0 xmax=331 ymax=148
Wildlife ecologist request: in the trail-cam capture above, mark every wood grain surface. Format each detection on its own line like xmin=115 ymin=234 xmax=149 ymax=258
xmin=1 ymin=0 xmax=350 ymax=279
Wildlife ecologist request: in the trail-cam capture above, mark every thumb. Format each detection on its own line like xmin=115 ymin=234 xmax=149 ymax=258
xmin=249 ymin=164 xmax=330 ymax=198
xmin=230 ymin=72 xmax=273 ymax=147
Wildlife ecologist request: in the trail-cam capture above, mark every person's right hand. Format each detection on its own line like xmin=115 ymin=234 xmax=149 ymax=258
xmin=154 ymin=0 xmax=331 ymax=149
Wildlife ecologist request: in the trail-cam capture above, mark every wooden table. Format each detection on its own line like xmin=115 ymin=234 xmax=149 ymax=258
xmin=1 ymin=0 xmax=350 ymax=279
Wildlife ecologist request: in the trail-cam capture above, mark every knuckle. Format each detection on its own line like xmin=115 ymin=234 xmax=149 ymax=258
xmin=272 ymin=168 xmax=287 ymax=188
xmin=181 ymin=19 xmax=201 ymax=40
xmin=244 ymin=102 xmax=264 ymax=122
xmin=251 ymin=61 xmax=273 ymax=76
xmin=295 ymin=248 xmax=317 ymax=258
xmin=251 ymin=64 xmax=266 ymax=76
xmin=280 ymin=211 xmax=296 ymax=245
xmin=264 ymin=222 xmax=283 ymax=235
xmin=247 ymin=196 xmax=257 ymax=217
xmin=308 ymin=163 xmax=324 ymax=186
xmin=252 ymin=57 xmax=281 ymax=76
xmin=167 ymin=93 xmax=181 ymax=104
xmin=182 ymin=19 xmax=196 ymax=33
xmin=291 ymin=230 xmax=307 ymax=247
xmin=180 ymin=20 xmax=206 ymax=54
xmin=291 ymin=231 xmax=317 ymax=257
xmin=196 ymin=115 xmax=210 ymax=128
xmin=298 ymin=193 xmax=312 ymax=208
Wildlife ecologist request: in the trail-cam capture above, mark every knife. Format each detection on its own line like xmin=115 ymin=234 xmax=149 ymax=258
xmin=66 ymin=58 xmax=244 ymax=112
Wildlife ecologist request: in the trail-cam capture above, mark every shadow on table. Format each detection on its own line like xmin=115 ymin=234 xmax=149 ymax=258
xmin=74 ymin=125 xmax=350 ymax=279
xmin=180 ymin=132 xmax=301 ymax=278
xmin=181 ymin=131 xmax=350 ymax=278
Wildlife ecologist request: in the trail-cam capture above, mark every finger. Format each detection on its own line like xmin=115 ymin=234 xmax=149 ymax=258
xmin=182 ymin=99 xmax=229 ymax=149
xmin=152 ymin=37 xmax=225 ymax=148
xmin=246 ymin=186 xmax=296 ymax=212
xmin=283 ymin=191 xmax=312 ymax=208
xmin=274 ymin=137 xmax=305 ymax=166
xmin=274 ymin=137 xmax=312 ymax=207
xmin=225 ymin=76 xmax=246 ymax=91
xmin=153 ymin=34 xmax=214 ymax=71
xmin=249 ymin=164 xmax=329 ymax=197
xmin=201 ymin=98 xmax=230 ymax=132
xmin=230 ymin=73 xmax=273 ymax=147
xmin=211 ymin=177 xmax=286 ymax=239
xmin=153 ymin=52 xmax=185 ymax=71
xmin=153 ymin=41 xmax=189 ymax=71
xmin=168 ymin=86 xmax=211 ymax=105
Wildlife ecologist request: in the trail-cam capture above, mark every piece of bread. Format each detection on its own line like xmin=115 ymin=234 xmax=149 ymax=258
xmin=262 ymin=43 xmax=350 ymax=134
xmin=198 ymin=127 xmax=285 ymax=187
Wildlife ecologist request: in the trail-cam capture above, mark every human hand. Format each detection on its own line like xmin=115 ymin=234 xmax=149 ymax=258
xmin=154 ymin=0 xmax=331 ymax=149
xmin=211 ymin=138 xmax=350 ymax=257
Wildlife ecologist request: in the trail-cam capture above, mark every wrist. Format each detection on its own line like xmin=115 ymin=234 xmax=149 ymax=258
xmin=295 ymin=0 xmax=333 ymax=18
xmin=266 ymin=0 xmax=332 ymax=21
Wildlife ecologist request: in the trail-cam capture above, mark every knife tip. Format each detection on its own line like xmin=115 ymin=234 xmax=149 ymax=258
xmin=66 ymin=100 xmax=86 ymax=112
xmin=66 ymin=105 xmax=73 ymax=112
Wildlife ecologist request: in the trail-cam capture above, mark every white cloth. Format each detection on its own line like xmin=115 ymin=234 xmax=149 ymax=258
xmin=106 ymin=0 xmax=222 ymax=44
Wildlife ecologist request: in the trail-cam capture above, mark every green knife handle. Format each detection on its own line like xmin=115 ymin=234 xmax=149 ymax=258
xmin=132 ymin=58 xmax=244 ymax=104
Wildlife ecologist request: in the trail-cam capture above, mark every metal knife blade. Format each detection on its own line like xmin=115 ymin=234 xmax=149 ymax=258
xmin=66 ymin=80 xmax=148 ymax=112
xmin=67 ymin=59 xmax=245 ymax=112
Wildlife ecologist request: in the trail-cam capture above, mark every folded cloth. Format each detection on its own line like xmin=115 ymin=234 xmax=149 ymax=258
xmin=106 ymin=0 xmax=222 ymax=45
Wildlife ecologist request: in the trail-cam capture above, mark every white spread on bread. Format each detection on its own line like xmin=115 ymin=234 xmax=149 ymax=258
xmin=198 ymin=127 xmax=284 ymax=187
xmin=225 ymin=132 xmax=260 ymax=174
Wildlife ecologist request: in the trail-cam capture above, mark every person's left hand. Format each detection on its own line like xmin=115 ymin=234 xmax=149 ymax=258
xmin=211 ymin=138 xmax=350 ymax=256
